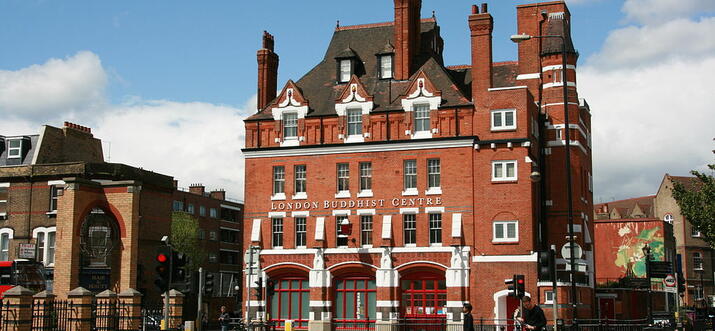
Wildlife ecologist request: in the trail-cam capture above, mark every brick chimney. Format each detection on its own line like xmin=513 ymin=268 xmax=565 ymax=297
xmin=257 ymin=31 xmax=279 ymax=111
xmin=209 ymin=190 xmax=226 ymax=201
xmin=63 ymin=121 xmax=92 ymax=134
xmin=189 ymin=183 xmax=205 ymax=196
xmin=469 ymin=3 xmax=493 ymax=102
xmin=393 ymin=0 xmax=421 ymax=80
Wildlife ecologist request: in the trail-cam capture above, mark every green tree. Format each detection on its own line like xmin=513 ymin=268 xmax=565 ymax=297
xmin=170 ymin=211 xmax=206 ymax=270
xmin=672 ymin=161 xmax=715 ymax=247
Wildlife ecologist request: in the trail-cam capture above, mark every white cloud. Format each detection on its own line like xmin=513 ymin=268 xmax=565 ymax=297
xmin=586 ymin=16 xmax=715 ymax=70
xmin=583 ymin=55 xmax=715 ymax=202
xmin=0 ymin=51 xmax=251 ymax=201
xmin=0 ymin=51 xmax=107 ymax=121
xmin=622 ymin=0 xmax=715 ymax=24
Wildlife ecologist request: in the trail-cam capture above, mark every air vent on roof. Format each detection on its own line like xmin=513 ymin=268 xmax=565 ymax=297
xmin=548 ymin=12 xmax=565 ymax=20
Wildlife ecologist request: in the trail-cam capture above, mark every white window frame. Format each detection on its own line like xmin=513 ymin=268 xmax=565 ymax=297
xmin=272 ymin=166 xmax=286 ymax=200
xmin=339 ymin=59 xmax=352 ymax=83
xmin=272 ymin=218 xmax=284 ymax=248
xmin=493 ymin=220 xmax=519 ymax=243
xmin=379 ymin=55 xmax=393 ymax=79
xmin=336 ymin=215 xmax=349 ymax=248
xmin=346 ymin=108 xmax=363 ymax=137
xmin=403 ymin=214 xmax=417 ymax=247
xmin=693 ymin=252 xmax=704 ymax=271
xmin=544 ymin=291 xmax=555 ymax=304
xmin=426 ymin=159 xmax=441 ymax=195
xmin=48 ymin=185 xmax=63 ymax=214
xmin=692 ymin=226 xmax=702 ymax=238
xmin=428 ymin=213 xmax=442 ymax=246
xmin=336 ymin=163 xmax=350 ymax=198
xmin=7 ymin=139 xmax=22 ymax=159
xmin=0 ymin=228 xmax=13 ymax=261
xmin=403 ymin=159 xmax=418 ymax=196
xmin=358 ymin=162 xmax=373 ymax=197
xmin=491 ymin=109 xmax=517 ymax=131
xmin=492 ymin=160 xmax=518 ymax=182
xmin=413 ymin=103 xmax=431 ymax=134
xmin=295 ymin=217 xmax=307 ymax=248
xmin=293 ymin=165 xmax=307 ymax=199
xmin=32 ymin=226 xmax=56 ymax=267
xmin=282 ymin=112 xmax=298 ymax=139
xmin=360 ymin=215 xmax=373 ymax=247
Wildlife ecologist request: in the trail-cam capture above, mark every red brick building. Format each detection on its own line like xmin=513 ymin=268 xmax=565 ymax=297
xmin=0 ymin=123 xmax=243 ymax=315
xmin=242 ymin=1 xmax=594 ymax=329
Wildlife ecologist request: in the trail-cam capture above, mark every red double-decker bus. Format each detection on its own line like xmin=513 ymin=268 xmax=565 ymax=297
xmin=0 ymin=260 xmax=47 ymax=298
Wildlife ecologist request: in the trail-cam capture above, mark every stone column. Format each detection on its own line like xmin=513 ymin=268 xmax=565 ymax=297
xmin=95 ymin=290 xmax=117 ymax=331
xmin=68 ymin=287 xmax=94 ymax=331
xmin=375 ymin=248 xmax=400 ymax=331
xmin=445 ymin=247 xmax=470 ymax=331
xmin=118 ymin=288 xmax=143 ymax=331
xmin=168 ymin=289 xmax=185 ymax=329
xmin=54 ymin=179 xmax=87 ymax=298
xmin=2 ymin=286 xmax=34 ymax=331
xmin=114 ymin=184 xmax=141 ymax=291
xmin=308 ymin=248 xmax=332 ymax=331
xmin=32 ymin=290 xmax=56 ymax=330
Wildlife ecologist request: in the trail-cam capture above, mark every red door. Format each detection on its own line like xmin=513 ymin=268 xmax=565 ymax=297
xmin=506 ymin=296 xmax=520 ymax=331
xmin=598 ymin=298 xmax=615 ymax=320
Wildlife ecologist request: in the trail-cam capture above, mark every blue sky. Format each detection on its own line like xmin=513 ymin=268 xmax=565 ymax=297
xmin=1 ymin=0 xmax=714 ymax=201
xmin=1 ymin=0 xmax=619 ymax=107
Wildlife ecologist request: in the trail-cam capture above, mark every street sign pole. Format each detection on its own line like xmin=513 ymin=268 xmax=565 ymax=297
xmin=197 ymin=267 xmax=204 ymax=331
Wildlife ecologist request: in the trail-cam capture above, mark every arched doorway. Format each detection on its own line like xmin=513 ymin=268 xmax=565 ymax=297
xmin=333 ymin=276 xmax=377 ymax=330
xmin=400 ymin=270 xmax=446 ymax=323
xmin=78 ymin=208 xmax=120 ymax=293
xmin=265 ymin=266 xmax=310 ymax=330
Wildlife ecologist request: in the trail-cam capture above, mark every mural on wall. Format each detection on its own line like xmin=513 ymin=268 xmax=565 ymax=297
xmin=614 ymin=225 xmax=664 ymax=278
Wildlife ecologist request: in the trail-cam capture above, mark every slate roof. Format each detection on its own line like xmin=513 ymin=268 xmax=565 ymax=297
xmin=247 ymin=18 xmax=519 ymax=121
xmin=594 ymin=195 xmax=657 ymax=220
xmin=0 ymin=135 xmax=39 ymax=167
xmin=668 ymin=175 xmax=702 ymax=191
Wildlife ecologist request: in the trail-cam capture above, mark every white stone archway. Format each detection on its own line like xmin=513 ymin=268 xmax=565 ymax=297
xmin=493 ymin=289 xmax=532 ymax=321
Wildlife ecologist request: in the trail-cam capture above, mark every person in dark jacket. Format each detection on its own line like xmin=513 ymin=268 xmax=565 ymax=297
xmin=516 ymin=296 xmax=547 ymax=331
xmin=218 ymin=305 xmax=231 ymax=331
xmin=463 ymin=303 xmax=475 ymax=331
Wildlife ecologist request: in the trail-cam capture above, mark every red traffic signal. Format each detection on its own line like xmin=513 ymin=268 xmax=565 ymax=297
xmin=156 ymin=253 xmax=168 ymax=263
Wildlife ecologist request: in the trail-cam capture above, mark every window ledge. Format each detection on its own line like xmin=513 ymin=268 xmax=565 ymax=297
xmin=292 ymin=192 xmax=308 ymax=200
xmin=345 ymin=135 xmax=365 ymax=144
xmin=491 ymin=127 xmax=517 ymax=132
xmin=402 ymin=189 xmax=419 ymax=196
xmin=361 ymin=245 xmax=373 ymax=249
xmin=429 ymin=243 xmax=442 ymax=247
xmin=335 ymin=191 xmax=351 ymax=199
xmin=272 ymin=246 xmax=284 ymax=250
xmin=491 ymin=179 xmax=518 ymax=184
xmin=271 ymin=193 xmax=286 ymax=201
xmin=411 ymin=131 xmax=432 ymax=140
xmin=357 ymin=190 xmax=374 ymax=198
xmin=405 ymin=244 xmax=417 ymax=247
xmin=425 ymin=188 xmax=442 ymax=195
xmin=296 ymin=246 xmax=307 ymax=249
xmin=280 ymin=138 xmax=300 ymax=147
xmin=492 ymin=240 xmax=520 ymax=244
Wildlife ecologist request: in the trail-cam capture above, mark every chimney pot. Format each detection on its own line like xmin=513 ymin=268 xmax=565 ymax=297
xmin=472 ymin=4 xmax=478 ymax=14
xmin=481 ymin=3 xmax=488 ymax=13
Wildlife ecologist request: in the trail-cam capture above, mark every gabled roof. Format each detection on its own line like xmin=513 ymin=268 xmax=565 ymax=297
xmin=594 ymin=195 xmax=657 ymax=220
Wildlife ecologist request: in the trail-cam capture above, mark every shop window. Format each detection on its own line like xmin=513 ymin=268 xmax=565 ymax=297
xmin=272 ymin=218 xmax=284 ymax=248
xmin=269 ymin=278 xmax=309 ymax=329
xmin=295 ymin=217 xmax=307 ymax=248
xmin=401 ymin=276 xmax=446 ymax=316
xmin=335 ymin=278 xmax=376 ymax=322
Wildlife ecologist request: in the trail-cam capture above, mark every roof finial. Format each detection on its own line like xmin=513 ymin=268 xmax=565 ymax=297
xmin=336 ymin=20 xmax=340 ymax=28
xmin=432 ymin=10 xmax=436 ymax=19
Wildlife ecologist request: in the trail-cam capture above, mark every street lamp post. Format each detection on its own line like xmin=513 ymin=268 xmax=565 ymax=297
xmin=642 ymin=243 xmax=653 ymax=325
xmin=511 ymin=25 xmax=578 ymax=322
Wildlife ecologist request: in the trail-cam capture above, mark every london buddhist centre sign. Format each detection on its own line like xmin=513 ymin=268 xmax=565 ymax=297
xmin=270 ymin=197 xmax=443 ymax=211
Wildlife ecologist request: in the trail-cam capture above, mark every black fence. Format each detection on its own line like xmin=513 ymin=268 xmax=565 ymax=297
xmin=31 ymin=299 xmax=75 ymax=331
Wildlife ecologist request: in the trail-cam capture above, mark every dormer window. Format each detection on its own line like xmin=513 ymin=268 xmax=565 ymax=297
xmin=347 ymin=108 xmax=363 ymax=136
xmin=339 ymin=59 xmax=352 ymax=83
xmin=7 ymin=139 xmax=22 ymax=159
xmin=283 ymin=113 xmax=298 ymax=139
xmin=379 ymin=55 xmax=393 ymax=79
xmin=414 ymin=103 xmax=430 ymax=132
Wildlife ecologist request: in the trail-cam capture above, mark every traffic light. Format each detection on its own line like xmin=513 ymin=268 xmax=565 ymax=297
xmin=204 ymin=272 xmax=214 ymax=296
xmin=266 ymin=279 xmax=276 ymax=298
xmin=154 ymin=245 xmax=171 ymax=293
xmin=505 ymin=276 xmax=516 ymax=297
xmin=538 ymin=250 xmax=556 ymax=281
xmin=515 ymin=274 xmax=526 ymax=299
xmin=172 ymin=252 xmax=190 ymax=292
xmin=253 ymin=278 xmax=263 ymax=300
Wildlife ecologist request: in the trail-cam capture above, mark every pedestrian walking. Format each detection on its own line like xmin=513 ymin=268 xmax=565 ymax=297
xmin=515 ymin=296 xmax=546 ymax=331
xmin=218 ymin=305 xmax=231 ymax=331
xmin=463 ymin=303 xmax=475 ymax=331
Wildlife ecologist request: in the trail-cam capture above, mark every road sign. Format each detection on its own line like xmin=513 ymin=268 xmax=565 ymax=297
xmin=561 ymin=242 xmax=583 ymax=260
xmin=18 ymin=244 xmax=36 ymax=259
xmin=650 ymin=261 xmax=673 ymax=278
xmin=663 ymin=274 xmax=676 ymax=287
